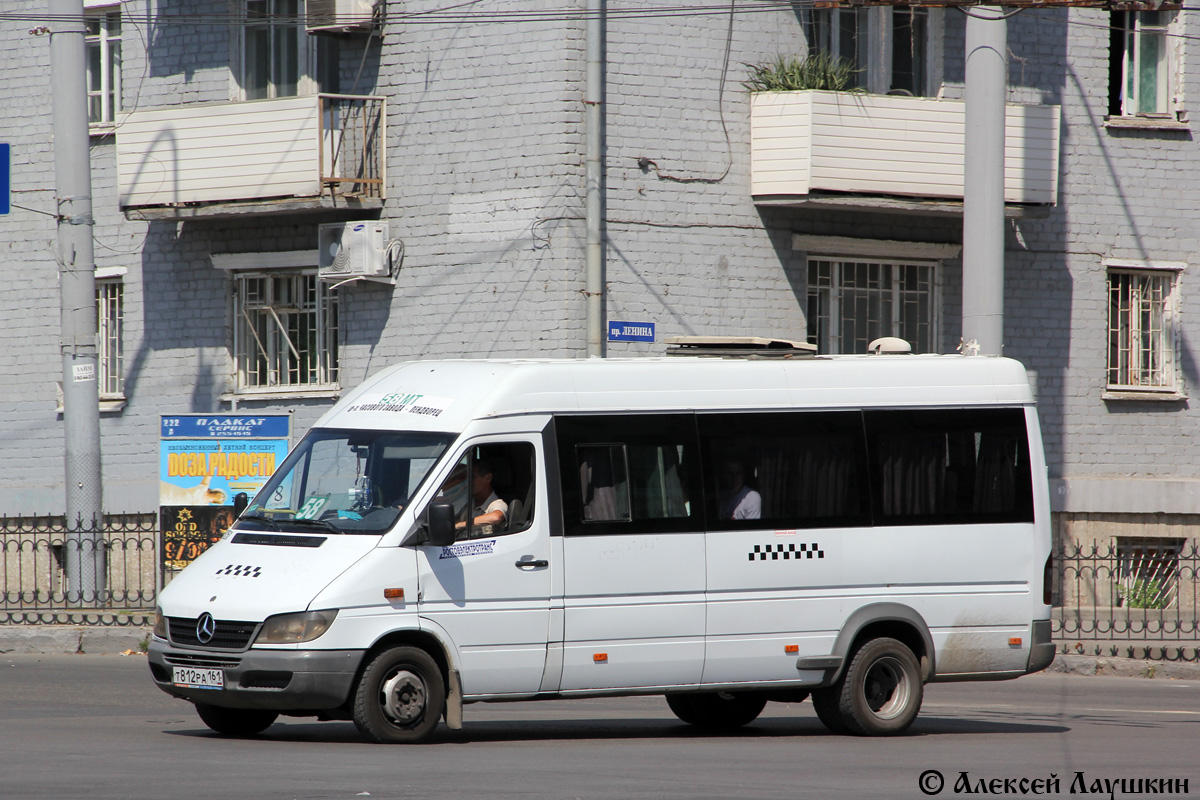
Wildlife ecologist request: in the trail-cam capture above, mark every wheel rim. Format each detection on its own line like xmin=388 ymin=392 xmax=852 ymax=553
xmin=379 ymin=667 xmax=427 ymax=728
xmin=862 ymin=656 xmax=910 ymax=720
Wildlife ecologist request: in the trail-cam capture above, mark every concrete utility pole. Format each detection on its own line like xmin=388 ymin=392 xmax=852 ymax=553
xmin=962 ymin=7 xmax=1008 ymax=357
xmin=50 ymin=0 xmax=105 ymax=603
xmin=584 ymin=0 xmax=605 ymax=357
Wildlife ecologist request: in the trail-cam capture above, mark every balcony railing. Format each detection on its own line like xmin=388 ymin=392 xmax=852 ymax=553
xmin=750 ymin=90 xmax=1060 ymax=207
xmin=117 ymin=94 xmax=385 ymax=212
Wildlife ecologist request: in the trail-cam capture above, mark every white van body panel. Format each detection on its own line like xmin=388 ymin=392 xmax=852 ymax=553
xmin=159 ymin=533 xmax=379 ymax=621
xmin=560 ymin=532 xmax=707 ymax=691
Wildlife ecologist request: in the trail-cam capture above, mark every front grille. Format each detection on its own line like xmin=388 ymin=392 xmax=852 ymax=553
xmin=168 ymin=617 xmax=258 ymax=650
xmin=162 ymin=653 xmax=243 ymax=669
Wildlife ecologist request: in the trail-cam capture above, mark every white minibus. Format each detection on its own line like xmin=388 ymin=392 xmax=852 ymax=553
xmin=148 ymin=352 xmax=1054 ymax=742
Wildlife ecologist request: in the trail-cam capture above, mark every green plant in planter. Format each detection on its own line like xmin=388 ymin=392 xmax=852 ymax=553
xmin=744 ymin=52 xmax=865 ymax=93
xmin=1117 ymin=578 xmax=1171 ymax=610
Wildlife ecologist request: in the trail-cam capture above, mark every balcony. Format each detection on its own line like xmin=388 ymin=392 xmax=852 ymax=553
xmin=117 ymin=94 xmax=385 ymax=221
xmin=750 ymin=90 xmax=1060 ymax=215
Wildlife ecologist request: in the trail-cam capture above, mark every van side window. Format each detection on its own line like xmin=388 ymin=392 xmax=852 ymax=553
xmin=557 ymin=415 xmax=700 ymax=536
xmin=864 ymin=408 xmax=1034 ymax=525
xmin=698 ymin=412 xmax=870 ymax=531
xmin=577 ymin=444 xmax=631 ymax=522
xmin=429 ymin=441 xmax=537 ymax=540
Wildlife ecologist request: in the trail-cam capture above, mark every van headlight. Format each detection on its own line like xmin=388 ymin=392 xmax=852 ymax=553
xmin=255 ymin=610 xmax=339 ymax=644
xmin=152 ymin=608 xmax=167 ymax=640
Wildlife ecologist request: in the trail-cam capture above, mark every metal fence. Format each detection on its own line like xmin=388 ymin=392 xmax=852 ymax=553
xmin=1053 ymin=539 xmax=1200 ymax=662
xmin=4 ymin=514 xmax=1199 ymax=662
xmin=1 ymin=515 xmax=157 ymax=626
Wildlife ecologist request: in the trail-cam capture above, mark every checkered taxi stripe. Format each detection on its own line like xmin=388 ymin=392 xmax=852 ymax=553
xmin=215 ymin=564 xmax=262 ymax=578
xmin=749 ymin=543 xmax=824 ymax=561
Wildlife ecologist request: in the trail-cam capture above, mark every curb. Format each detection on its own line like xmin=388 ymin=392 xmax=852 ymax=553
xmin=1043 ymin=653 xmax=1200 ymax=681
xmin=0 ymin=625 xmax=151 ymax=655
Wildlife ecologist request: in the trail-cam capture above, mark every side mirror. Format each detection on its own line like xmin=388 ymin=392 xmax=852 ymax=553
xmin=233 ymin=492 xmax=249 ymax=518
xmin=427 ymin=501 xmax=457 ymax=547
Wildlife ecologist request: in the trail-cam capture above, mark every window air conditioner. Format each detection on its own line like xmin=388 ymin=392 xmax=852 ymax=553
xmin=306 ymin=0 xmax=378 ymax=33
xmin=318 ymin=221 xmax=392 ymax=283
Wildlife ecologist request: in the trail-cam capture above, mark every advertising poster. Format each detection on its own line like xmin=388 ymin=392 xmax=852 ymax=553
xmin=159 ymin=415 xmax=290 ymax=572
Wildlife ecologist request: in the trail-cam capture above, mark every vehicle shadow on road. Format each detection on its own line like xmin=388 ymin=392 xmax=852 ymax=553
xmin=161 ymin=713 xmax=1068 ymax=746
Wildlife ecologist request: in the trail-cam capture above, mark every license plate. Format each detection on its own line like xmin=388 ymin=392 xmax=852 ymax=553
xmin=172 ymin=666 xmax=224 ymax=689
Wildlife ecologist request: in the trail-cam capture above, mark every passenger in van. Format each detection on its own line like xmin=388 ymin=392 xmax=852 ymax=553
xmin=717 ymin=459 xmax=761 ymax=520
xmin=457 ymin=459 xmax=509 ymax=536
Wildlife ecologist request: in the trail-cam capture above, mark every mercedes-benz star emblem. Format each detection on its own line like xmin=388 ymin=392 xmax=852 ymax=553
xmin=196 ymin=612 xmax=216 ymax=644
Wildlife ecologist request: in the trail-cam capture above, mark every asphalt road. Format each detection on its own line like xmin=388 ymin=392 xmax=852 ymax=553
xmin=1 ymin=654 xmax=1197 ymax=800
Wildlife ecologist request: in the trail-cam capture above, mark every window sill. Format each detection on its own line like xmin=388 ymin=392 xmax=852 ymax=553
xmin=89 ymin=123 xmax=117 ymax=138
xmin=55 ymin=397 xmax=127 ymax=415
xmin=1102 ymin=389 xmax=1187 ymax=402
xmin=221 ymin=387 xmax=341 ymax=403
xmin=1103 ymin=116 xmax=1190 ymax=132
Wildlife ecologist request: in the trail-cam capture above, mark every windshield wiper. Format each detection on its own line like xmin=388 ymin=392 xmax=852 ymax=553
xmin=237 ymin=513 xmax=281 ymax=531
xmin=287 ymin=517 xmax=342 ymax=534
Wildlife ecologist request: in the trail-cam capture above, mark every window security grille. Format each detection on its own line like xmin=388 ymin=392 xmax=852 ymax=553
xmin=234 ymin=272 xmax=338 ymax=392
xmin=807 ymin=258 xmax=937 ymax=355
xmin=1107 ymin=270 xmax=1176 ymax=392
xmin=96 ymin=280 xmax=123 ymax=398
xmin=1115 ymin=537 xmax=1185 ymax=610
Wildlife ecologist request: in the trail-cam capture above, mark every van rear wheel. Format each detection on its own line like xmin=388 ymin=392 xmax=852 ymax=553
xmin=820 ymin=637 xmax=923 ymax=736
xmin=353 ymin=645 xmax=445 ymax=744
xmin=194 ymin=703 xmax=278 ymax=736
xmin=666 ymin=692 xmax=766 ymax=730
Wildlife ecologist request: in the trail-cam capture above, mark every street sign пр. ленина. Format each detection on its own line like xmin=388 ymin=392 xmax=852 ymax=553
xmin=0 ymin=143 xmax=10 ymax=216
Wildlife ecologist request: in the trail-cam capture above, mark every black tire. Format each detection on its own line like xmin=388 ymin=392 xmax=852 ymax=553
xmin=353 ymin=646 xmax=445 ymax=744
xmin=666 ymin=692 xmax=766 ymax=730
xmin=826 ymin=637 xmax=923 ymax=736
xmin=194 ymin=703 xmax=278 ymax=736
xmin=665 ymin=694 xmax=702 ymax=725
xmin=810 ymin=687 xmax=851 ymax=735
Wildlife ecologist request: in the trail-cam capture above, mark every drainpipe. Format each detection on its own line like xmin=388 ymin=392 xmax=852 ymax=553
xmin=585 ymin=0 xmax=605 ymax=357
xmin=962 ymin=7 xmax=1007 ymax=357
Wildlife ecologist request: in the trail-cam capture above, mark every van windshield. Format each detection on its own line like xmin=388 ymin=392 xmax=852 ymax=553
xmin=238 ymin=428 xmax=455 ymax=535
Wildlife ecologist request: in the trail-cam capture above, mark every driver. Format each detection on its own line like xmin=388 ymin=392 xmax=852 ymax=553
xmin=458 ymin=459 xmax=508 ymax=534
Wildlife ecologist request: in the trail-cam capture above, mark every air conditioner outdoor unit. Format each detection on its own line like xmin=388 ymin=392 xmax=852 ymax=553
xmin=306 ymin=0 xmax=378 ymax=33
xmin=318 ymin=221 xmax=392 ymax=283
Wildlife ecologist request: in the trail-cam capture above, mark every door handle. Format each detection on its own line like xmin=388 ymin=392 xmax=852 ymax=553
xmin=515 ymin=559 xmax=549 ymax=569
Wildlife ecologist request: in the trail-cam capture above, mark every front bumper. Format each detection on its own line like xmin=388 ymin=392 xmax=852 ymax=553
xmin=148 ymin=639 xmax=364 ymax=711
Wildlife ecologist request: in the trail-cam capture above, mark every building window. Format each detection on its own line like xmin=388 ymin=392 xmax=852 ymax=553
xmin=1107 ymin=268 xmax=1179 ymax=394
xmin=96 ymin=280 xmax=124 ymax=398
xmin=233 ymin=271 xmax=338 ymax=393
xmin=807 ymin=6 xmax=932 ymax=96
xmin=1109 ymin=10 xmax=1176 ymax=118
xmin=241 ymin=0 xmax=310 ymax=100
xmin=807 ymin=258 xmax=938 ymax=355
xmin=1115 ymin=537 xmax=1185 ymax=609
xmin=86 ymin=8 xmax=121 ymax=125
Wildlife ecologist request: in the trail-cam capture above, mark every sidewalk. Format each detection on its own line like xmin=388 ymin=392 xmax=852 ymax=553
xmin=2 ymin=625 xmax=1200 ymax=680
xmin=0 ymin=624 xmax=151 ymax=656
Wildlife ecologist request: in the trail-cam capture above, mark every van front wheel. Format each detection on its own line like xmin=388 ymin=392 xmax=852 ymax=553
xmin=666 ymin=692 xmax=766 ymax=730
xmin=824 ymin=637 xmax=923 ymax=736
xmin=353 ymin=646 xmax=445 ymax=743
xmin=194 ymin=703 xmax=278 ymax=736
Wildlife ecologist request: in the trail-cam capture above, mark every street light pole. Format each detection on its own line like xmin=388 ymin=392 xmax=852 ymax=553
xmin=962 ymin=7 xmax=1008 ymax=357
xmin=49 ymin=0 xmax=105 ymax=603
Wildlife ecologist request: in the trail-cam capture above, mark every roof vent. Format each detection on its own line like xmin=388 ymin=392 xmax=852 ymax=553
xmin=664 ymin=336 xmax=817 ymax=359
xmin=867 ymin=337 xmax=913 ymax=355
